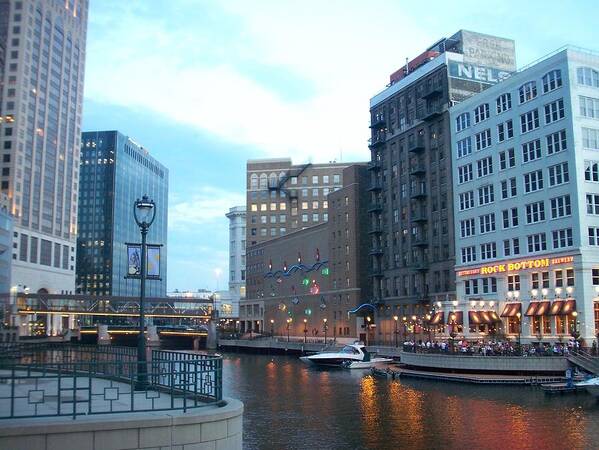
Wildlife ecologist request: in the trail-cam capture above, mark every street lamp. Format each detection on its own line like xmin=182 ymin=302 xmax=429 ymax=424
xmin=323 ymin=318 xmax=328 ymax=344
xmin=411 ymin=315 xmax=417 ymax=350
xmin=303 ymin=318 xmax=308 ymax=343
xmin=133 ymin=195 xmax=156 ymax=389
xmin=366 ymin=316 xmax=371 ymax=346
xmin=402 ymin=316 xmax=407 ymax=345
xmin=516 ymin=311 xmax=522 ymax=352
xmin=286 ymin=318 xmax=292 ymax=343
xmin=393 ymin=315 xmax=399 ymax=347
xmin=571 ymin=311 xmax=580 ymax=352
xmin=449 ymin=313 xmax=457 ymax=353
xmin=270 ymin=319 xmax=274 ymax=338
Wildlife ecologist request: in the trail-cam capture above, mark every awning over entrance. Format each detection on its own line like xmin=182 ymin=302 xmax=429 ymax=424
xmin=469 ymin=311 xmax=482 ymax=325
xmin=469 ymin=311 xmax=501 ymax=325
xmin=549 ymin=300 xmax=564 ymax=316
xmin=534 ymin=301 xmax=550 ymax=316
xmin=446 ymin=311 xmax=463 ymax=325
xmin=429 ymin=311 xmax=444 ymax=325
xmin=500 ymin=303 xmax=521 ymax=317
xmin=525 ymin=302 xmax=539 ymax=316
xmin=561 ymin=299 xmax=576 ymax=315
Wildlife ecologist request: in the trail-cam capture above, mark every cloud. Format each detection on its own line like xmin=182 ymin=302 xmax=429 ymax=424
xmin=84 ymin=0 xmax=428 ymax=163
xmin=168 ymin=186 xmax=244 ymax=231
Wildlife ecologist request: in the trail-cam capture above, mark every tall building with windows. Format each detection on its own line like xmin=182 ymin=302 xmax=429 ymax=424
xmin=451 ymin=47 xmax=599 ymax=344
xmin=77 ymin=131 xmax=168 ymax=297
xmin=368 ymin=30 xmax=516 ymax=338
xmin=246 ymin=158 xmax=351 ymax=246
xmin=0 ymin=0 xmax=89 ymax=293
xmin=226 ymin=205 xmax=246 ymax=317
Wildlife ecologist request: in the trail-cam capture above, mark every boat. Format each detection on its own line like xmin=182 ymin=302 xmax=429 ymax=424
xmin=299 ymin=342 xmax=392 ymax=368
xmin=575 ymin=377 xmax=599 ymax=397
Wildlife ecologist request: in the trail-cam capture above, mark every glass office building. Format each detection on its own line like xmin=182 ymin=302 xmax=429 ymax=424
xmin=77 ymin=131 xmax=168 ymax=297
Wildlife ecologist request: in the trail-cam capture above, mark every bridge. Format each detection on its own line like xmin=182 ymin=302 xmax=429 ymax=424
xmin=0 ymin=293 xmax=219 ymax=348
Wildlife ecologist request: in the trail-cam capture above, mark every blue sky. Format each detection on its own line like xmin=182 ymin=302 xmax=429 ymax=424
xmin=81 ymin=0 xmax=599 ymax=291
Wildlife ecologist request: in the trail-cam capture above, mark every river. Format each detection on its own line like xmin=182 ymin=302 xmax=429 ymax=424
xmin=220 ymin=352 xmax=599 ymax=450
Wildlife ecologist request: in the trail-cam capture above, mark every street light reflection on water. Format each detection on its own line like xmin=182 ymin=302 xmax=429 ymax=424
xmin=222 ymin=353 xmax=599 ymax=450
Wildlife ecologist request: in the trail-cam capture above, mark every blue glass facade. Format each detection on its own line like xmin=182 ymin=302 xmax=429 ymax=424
xmin=77 ymin=131 xmax=168 ymax=297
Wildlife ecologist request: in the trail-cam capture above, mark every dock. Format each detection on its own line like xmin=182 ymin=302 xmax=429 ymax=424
xmin=540 ymin=382 xmax=586 ymax=395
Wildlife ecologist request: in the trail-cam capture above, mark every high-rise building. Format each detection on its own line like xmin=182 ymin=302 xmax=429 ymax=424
xmin=226 ymin=205 xmax=245 ymax=317
xmin=246 ymin=158 xmax=351 ymax=246
xmin=367 ymin=30 xmax=516 ymax=336
xmin=77 ymin=131 xmax=168 ymax=297
xmin=451 ymin=47 xmax=599 ymax=344
xmin=0 ymin=0 xmax=89 ymax=293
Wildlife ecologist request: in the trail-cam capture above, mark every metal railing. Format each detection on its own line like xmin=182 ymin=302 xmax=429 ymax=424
xmin=0 ymin=344 xmax=222 ymax=420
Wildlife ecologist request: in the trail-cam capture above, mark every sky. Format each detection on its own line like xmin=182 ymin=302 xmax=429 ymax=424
xmin=81 ymin=0 xmax=599 ymax=292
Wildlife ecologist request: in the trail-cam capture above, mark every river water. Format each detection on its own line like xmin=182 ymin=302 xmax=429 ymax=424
xmin=220 ymin=352 xmax=599 ymax=450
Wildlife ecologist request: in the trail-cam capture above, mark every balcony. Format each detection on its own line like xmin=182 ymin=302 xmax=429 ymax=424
xmin=412 ymin=260 xmax=429 ymax=271
xmin=368 ymin=180 xmax=383 ymax=192
xmin=368 ymin=224 xmax=383 ymax=234
xmin=370 ymin=268 xmax=384 ymax=278
xmin=368 ymin=134 xmax=386 ymax=149
xmin=411 ymin=211 xmax=428 ymax=223
xmin=369 ymin=246 xmax=384 ymax=256
xmin=367 ymin=201 xmax=383 ymax=213
xmin=410 ymin=164 xmax=426 ymax=177
xmin=412 ymin=235 xmax=429 ymax=247
xmin=417 ymin=104 xmax=444 ymax=122
xmin=410 ymin=188 xmax=427 ymax=199
xmin=408 ymin=137 xmax=425 ymax=153
xmin=367 ymin=160 xmax=382 ymax=171
xmin=420 ymin=85 xmax=443 ymax=100
xmin=369 ymin=117 xmax=386 ymax=129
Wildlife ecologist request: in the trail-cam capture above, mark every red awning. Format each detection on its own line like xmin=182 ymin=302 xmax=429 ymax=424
xmin=429 ymin=311 xmax=444 ymax=325
xmin=561 ymin=299 xmax=577 ymax=315
xmin=534 ymin=301 xmax=551 ymax=316
xmin=489 ymin=311 xmax=501 ymax=322
xmin=500 ymin=303 xmax=521 ymax=317
xmin=468 ymin=311 xmax=482 ymax=325
xmin=525 ymin=302 xmax=539 ymax=316
xmin=549 ymin=301 xmax=564 ymax=316
xmin=447 ymin=311 xmax=463 ymax=325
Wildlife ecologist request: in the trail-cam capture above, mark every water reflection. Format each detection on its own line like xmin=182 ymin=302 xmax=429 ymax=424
xmin=222 ymin=353 xmax=599 ymax=450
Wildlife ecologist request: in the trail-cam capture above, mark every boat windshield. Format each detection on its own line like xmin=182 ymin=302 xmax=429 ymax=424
xmin=340 ymin=346 xmax=360 ymax=354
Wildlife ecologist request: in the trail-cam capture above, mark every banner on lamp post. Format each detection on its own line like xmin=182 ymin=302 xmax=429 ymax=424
xmin=125 ymin=243 xmax=162 ymax=280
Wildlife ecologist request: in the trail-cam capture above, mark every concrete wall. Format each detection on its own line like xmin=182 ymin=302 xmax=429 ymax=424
xmin=400 ymin=351 xmax=569 ymax=373
xmin=0 ymin=398 xmax=243 ymax=450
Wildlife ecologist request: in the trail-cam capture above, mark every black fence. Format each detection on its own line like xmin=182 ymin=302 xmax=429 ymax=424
xmin=0 ymin=343 xmax=222 ymax=419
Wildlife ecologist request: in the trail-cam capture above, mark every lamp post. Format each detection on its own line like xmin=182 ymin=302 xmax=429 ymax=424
xmin=286 ymin=318 xmax=292 ymax=343
xmin=411 ymin=315 xmax=417 ymax=351
xmin=571 ymin=311 xmax=580 ymax=353
xmin=449 ymin=313 xmax=457 ymax=353
xmin=393 ymin=315 xmax=399 ymax=347
xmin=270 ymin=319 xmax=274 ymax=338
xmin=366 ymin=316 xmax=371 ymax=346
xmin=303 ymin=318 xmax=308 ymax=343
xmin=323 ymin=318 xmax=328 ymax=345
xmin=133 ymin=195 xmax=156 ymax=390
xmin=516 ymin=311 xmax=522 ymax=353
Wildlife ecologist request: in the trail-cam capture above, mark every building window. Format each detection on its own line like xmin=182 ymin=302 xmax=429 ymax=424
xmin=461 ymin=246 xmax=477 ymax=263
xmin=548 ymin=162 xmax=569 ymax=186
xmin=589 ymin=227 xmax=599 ymax=246
xmin=460 ymin=218 xmax=475 ymax=238
xmin=577 ymin=67 xmax=599 ymax=87
xmin=531 ymin=271 xmax=550 ymax=289
xmin=583 ymin=127 xmax=599 ymax=150
xmin=502 ymin=207 xmax=519 ymax=228
xmin=524 ymin=170 xmax=543 ymax=193
xmin=593 ymin=268 xmax=599 ymax=285
xmin=456 ymin=137 xmax=472 ymax=158
xmin=480 ymin=242 xmax=497 ymax=260
xmin=19 ymin=234 xmax=27 ymax=261
xmin=497 ymin=120 xmax=513 ymax=142
xmin=520 ymin=109 xmax=539 ymax=133
xmin=459 ymin=191 xmax=475 ymax=210
xmin=587 ymin=194 xmax=599 ymax=214
xmin=475 ymin=129 xmax=492 ymax=151
xmin=478 ymin=185 xmax=494 ymax=205
xmin=499 ymin=148 xmax=515 ymax=170
xmin=501 ymin=178 xmax=517 ymax=199
xmin=550 ymin=195 xmax=571 ymax=218
xmin=507 ymin=275 xmax=520 ymax=291
xmin=542 ymin=70 xmax=562 ymax=93
xmin=519 ymin=81 xmax=537 ymax=104
xmin=476 ymin=157 xmax=493 ymax=178
xmin=546 ymin=130 xmax=567 ymax=154
xmin=474 ymin=103 xmax=490 ymax=123
xmin=544 ymin=99 xmax=565 ymax=124
xmin=40 ymin=239 xmax=52 ymax=266
xmin=479 ymin=213 xmax=495 ymax=234
xmin=504 ymin=238 xmax=520 ymax=256
xmin=496 ymin=93 xmax=512 ymax=113
xmin=552 ymin=229 xmax=573 ymax=249
xmin=525 ymin=202 xmax=545 ymax=224
xmin=522 ymin=139 xmax=542 ymax=163
xmin=580 ymin=96 xmax=599 ymax=118
xmin=527 ymin=233 xmax=547 ymax=253
xmin=482 ymin=277 xmax=498 ymax=293
xmin=458 ymin=164 xmax=473 ymax=184
xmin=456 ymin=112 xmax=470 ymax=132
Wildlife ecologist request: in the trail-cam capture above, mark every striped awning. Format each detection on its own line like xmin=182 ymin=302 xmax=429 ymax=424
xmin=500 ymin=303 xmax=521 ymax=317
xmin=429 ymin=311 xmax=444 ymax=325
xmin=525 ymin=302 xmax=539 ymax=316
xmin=549 ymin=300 xmax=564 ymax=316
xmin=534 ymin=301 xmax=551 ymax=316
xmin=446 ymin=311 xmax=463 ymax=325
xmin=561 ymin=299 xmax=576 ymax=315
xmin=470 ymin=311 xmax=501 ymax=325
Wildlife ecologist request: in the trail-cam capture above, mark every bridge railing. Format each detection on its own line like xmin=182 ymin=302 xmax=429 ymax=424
xmin=0 ymin=343 xmax=223 ymax=420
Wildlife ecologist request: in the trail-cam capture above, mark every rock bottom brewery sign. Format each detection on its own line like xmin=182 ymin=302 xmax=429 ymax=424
xmin=457 ymin=256 xmax=574 ymax=277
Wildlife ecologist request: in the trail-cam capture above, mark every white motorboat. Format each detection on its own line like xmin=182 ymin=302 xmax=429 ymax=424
xmin=300 ymin=342 xmax=392 ymax=368
xmin=576 ymin=377 xmax=599 ymax=397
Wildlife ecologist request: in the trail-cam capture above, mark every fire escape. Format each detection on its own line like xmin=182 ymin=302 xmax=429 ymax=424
xmin=368 ymin=112 xmax=385 ymax=303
